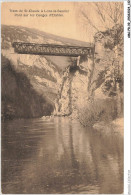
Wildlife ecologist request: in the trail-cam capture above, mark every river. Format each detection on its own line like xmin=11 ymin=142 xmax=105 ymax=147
xmin=2 ymin=117 xmax=123 ymax=194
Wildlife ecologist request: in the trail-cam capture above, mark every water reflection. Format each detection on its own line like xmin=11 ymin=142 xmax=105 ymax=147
xmin=2 ymin=117 xmax=123 ymax=194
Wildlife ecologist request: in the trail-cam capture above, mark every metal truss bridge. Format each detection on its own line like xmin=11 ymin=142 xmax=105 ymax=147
xmin=12 ymin=42 xmax=94 ymax=57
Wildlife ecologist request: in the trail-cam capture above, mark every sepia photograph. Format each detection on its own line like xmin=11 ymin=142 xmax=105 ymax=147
xmin=1 ymin=1 xmax=125 ymax=194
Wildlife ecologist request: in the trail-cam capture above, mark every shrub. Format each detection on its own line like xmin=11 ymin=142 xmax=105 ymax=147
xmin=78 ymin=98 xmax=118 ymax=126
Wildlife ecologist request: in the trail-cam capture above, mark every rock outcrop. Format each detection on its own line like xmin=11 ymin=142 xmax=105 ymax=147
xmin=1 ymin=25 xmax=63 ymax=119
xmin=1 ymin=55 xmax=54 ymax=119
xmin=54 ymin=24 xmax=123 ymax=119
xmin=54 ymin=57 xmax=94 ymax=117
xmin=1 ymin=25 xmax=63 ymax=105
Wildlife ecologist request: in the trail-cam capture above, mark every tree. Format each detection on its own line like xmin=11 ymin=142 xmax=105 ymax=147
xmin=79 ymin=2 xmax=123 ymax=33
xmin=78 ymin=2 xmax=124 ymax=116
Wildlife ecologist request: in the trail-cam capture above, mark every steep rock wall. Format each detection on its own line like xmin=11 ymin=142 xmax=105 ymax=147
xmin=1 ymin=25 xmax=64 ymax=120
xmin=1 ymin=55 xmax=54 ymax=119
xmin=54 ymin=57 xmax=94 ymax=117
xmin=54 ymin=25 xmax=123 ymax=118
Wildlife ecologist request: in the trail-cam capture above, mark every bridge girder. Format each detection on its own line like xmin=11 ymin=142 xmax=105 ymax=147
xmin=12 ymin=42 xmax=94 ymax=58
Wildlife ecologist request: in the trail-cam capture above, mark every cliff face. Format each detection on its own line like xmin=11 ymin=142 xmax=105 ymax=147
xmin=1 ymin=25 xmax=63 ymax=119
xmin=2 ymin=50 xmax=62 ymax=104
xmin=54 ymin=58 xmax=94 ymax=117
xmin=91 ymin=24 xmax=123 ymax=99
xmin=54 ymin=24 xmax=123 ymax=118
xmin=1 ymin=55 xmax=54 ymax=119
xmin=2 ymin=25 xmax=64 ymax=105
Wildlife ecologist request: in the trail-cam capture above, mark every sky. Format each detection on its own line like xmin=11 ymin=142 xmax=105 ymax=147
xmin=1 ymin=2 xmax=123 ymax=43
xmin=1 ymin=2 xmax=97 ymax=42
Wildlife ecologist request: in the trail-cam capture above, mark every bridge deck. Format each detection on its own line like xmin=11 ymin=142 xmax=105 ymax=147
xmin=12 ymin=42 xmax=94 ymax=57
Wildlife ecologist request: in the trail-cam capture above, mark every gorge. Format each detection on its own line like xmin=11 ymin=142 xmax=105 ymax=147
xmin=1 ymin=24 xmax=124 ymax=194
xmin=1 ymin=24 xmax=123 ymax=123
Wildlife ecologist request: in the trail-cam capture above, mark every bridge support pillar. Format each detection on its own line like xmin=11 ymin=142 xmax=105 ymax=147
xmin=77 ymin=56 xmax=81 ymax=66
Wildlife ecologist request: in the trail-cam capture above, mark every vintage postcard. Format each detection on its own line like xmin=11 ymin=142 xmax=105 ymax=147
xmin=1 ymin=0 xmax=130 ymax=194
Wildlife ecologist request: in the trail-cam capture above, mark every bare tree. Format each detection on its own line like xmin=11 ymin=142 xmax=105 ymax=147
xmin=95 ymin=2 xmax=123 ymax=28
xmin=78 ymin=2 xmax=124 ymax=116
xmin=79 ymin=2 xmax=123 ymax=33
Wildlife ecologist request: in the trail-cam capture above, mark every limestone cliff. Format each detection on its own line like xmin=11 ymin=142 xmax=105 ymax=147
xmin=54 ymin=57 xmax=94 ymax=117
xmin=1 ymin=55 xmax=54 ymax=119
xmin=54 ymin=24 xmax=123 ymax=119
xmin=1 ymin=25 xmax=64 ymax=119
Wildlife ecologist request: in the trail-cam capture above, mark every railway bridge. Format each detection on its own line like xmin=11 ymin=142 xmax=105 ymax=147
xmin=12 ymin=42 xmax=95 ymax=66
xmin=12 ymin=42 xmax=95 ymax=116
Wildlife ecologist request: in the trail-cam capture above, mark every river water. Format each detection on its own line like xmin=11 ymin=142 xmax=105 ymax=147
xmin=2 ymin=117 xmax=123 ymax=194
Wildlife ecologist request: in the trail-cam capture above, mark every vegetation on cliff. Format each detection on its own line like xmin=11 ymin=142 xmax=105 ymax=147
xmin=78 ymin=24 xmax=123 ymax=126
xmin=1 ymin=55 xmax=53 ymax=120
